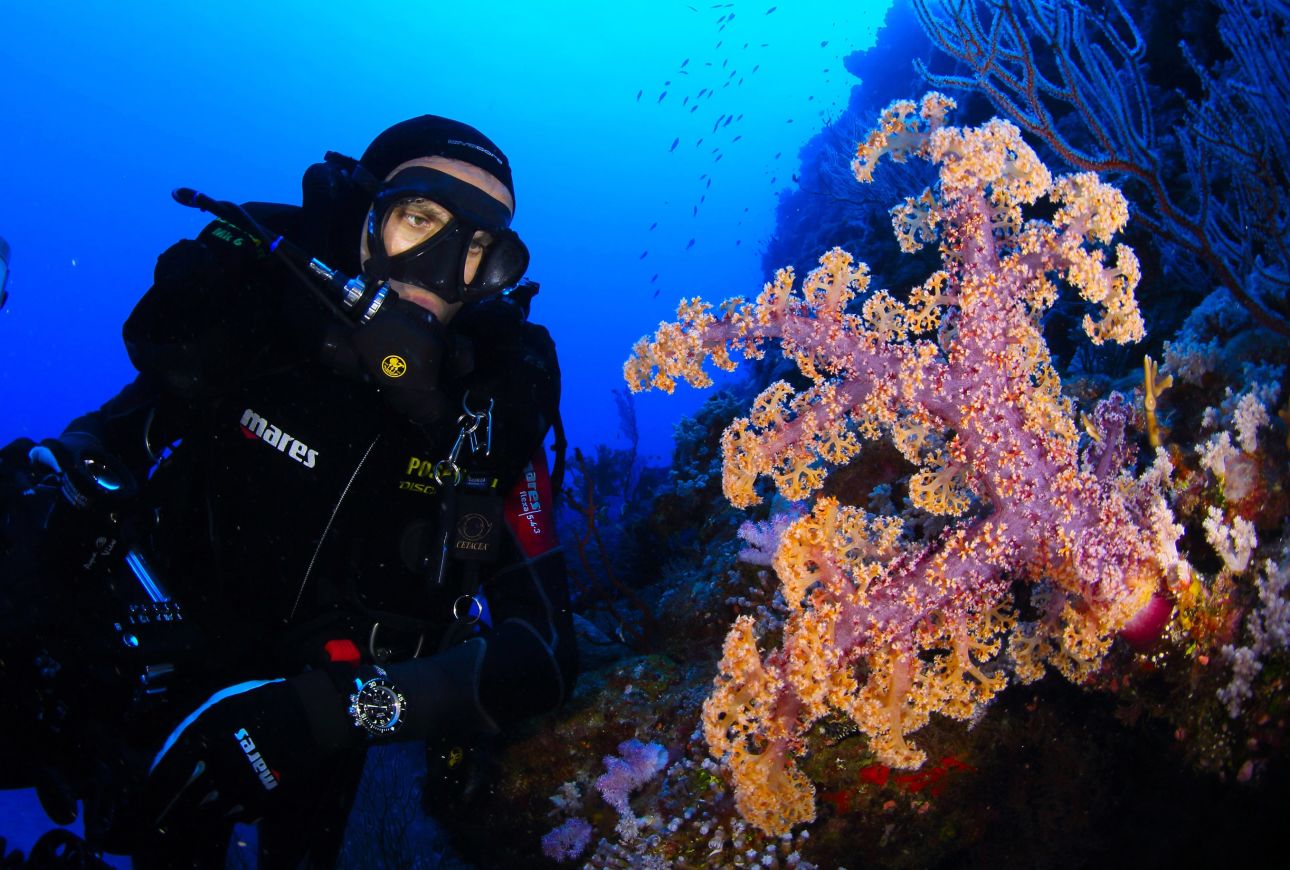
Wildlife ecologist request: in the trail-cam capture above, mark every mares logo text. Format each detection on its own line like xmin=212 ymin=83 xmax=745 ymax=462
xmin=240 ymin=408 xmax=318 ymax=468
xmin=233 ymin=727 xmax=279 ymax=791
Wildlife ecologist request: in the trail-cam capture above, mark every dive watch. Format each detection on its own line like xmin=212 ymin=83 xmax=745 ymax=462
xmin=348 ymin=666 xmax=406 ymax=736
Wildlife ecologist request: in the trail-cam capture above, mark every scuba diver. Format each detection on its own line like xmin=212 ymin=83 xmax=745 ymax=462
xmin=0 ymin=116 xmax=576 ymax=867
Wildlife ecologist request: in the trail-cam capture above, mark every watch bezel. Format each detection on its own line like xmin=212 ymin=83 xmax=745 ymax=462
xmin=348 ymin=674 xmax=407 ymax=736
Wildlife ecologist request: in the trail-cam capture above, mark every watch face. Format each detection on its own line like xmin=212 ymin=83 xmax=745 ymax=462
xmin=349 ymin=678 xmax=405 ymax=734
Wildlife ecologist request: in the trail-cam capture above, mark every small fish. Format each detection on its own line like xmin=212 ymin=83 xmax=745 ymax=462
xmin=693 ymin=205 xmax=699 ymax=216
xmin=698 ymin=87 xmax=708 ymax=98
xmin=683 ymin=95 xmax=690 ymax=106
xmin=820 ymin=40 xmax=829 ymax=47
xmin=636 ymin=89 xmax=643 ymax=101
xmin=774 ymin=151 xmax=781 ymax=159
xmin=717 ymin=13 xmax=727 ymax=23
xmin=753 ymin=64 xmax=760 ymax=72
xmin=669 ymin=137 xmax=680 ymax=152
xmin=716 ymin=40 xmax=723 ymax=49
xmin=723 ymin=116 xmax=733 ymax=127
xmin=706 ymin=178 xmax=712 ymax=188
xmin=787 ymin=118 xmax=794 ymax=123
xmin=681 ymin=58 xmax=690 ymax=68
xmin=736 ymin=113 xmax=744 ymax=120
xmin=766 ymin=5 xmax=777 ymax=13
xmin=690 ymin=105 xmax=699 ymax=113
xmin=736 ymin=239 xmax=742 ymax=246
xmin=722 ymin=58 xmax=729 ymax=68
xmin=658 ymin=91 xmax=667 ymax=102
xmin=640 ymin=250 xmax=649 ymax=259
xmin=728 ymin=12 xmax=736 ymax=21
xmin=696 ymin=137 xmax=704 ymax=146
xmin=700 ymin=194 xmax=706 ymax=203
xmin=686 ymin=238 xmax=696 ymax=250
xmin=715 ymin=154 xmax=724 ymax=162
xmin=732 ymin=135 xmax=742 ymax=142
xmin=652 ymin=289 xmax=660 ymax=297
xmin=651 ymin=273 xmax=659 ymax=282
xmin=649 ymin=222 xmax=658 ymax=231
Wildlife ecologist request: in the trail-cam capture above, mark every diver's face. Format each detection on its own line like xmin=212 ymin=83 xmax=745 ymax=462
xmin=360 ymin=156 xmax=515 ymax=321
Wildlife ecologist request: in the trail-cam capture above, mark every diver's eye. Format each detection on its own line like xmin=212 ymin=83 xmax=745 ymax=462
xmin=398 ymin=204 xmax=447 ymax=232
xmin=383 ymin=199 xmax=453 ymax=256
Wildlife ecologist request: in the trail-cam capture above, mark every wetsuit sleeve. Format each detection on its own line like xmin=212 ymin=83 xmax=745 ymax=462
xmin=364 ymin=449 xmax=578 ymax=744
xmin=122 ymin=219 xmax=279 ymax=398
xmin=61 ymin=218 xmax=276 ymax=476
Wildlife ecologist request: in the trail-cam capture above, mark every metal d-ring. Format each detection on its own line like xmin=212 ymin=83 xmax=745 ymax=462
xmin=432 ymin=459 xmax=462 ymax=486
xmin=452 ymin=595 xmax=484 ymax=625
xmin=368 ymin=622 xmax=391 ymax=663
xmin=368 ymin=621 xmax=426 ymax=661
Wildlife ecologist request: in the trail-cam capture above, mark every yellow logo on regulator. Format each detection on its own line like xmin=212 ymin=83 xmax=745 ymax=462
xmin=381 ymin=355 xmax=408 ymax=378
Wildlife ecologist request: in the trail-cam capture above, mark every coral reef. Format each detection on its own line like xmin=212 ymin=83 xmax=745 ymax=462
xmin=626 ymin=94 xmax=1182 ymax=835
xmin=911 ymin=0 xmax=1290 ymax=338
xmin=424 ymin=5 xmax=1290 ymax=864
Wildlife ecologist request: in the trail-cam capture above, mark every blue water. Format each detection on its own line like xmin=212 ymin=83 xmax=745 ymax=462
xmin=0 ymin=0 xmax=889 ymax=860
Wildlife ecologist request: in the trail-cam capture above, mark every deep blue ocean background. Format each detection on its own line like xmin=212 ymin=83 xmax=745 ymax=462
xmin=0 ymin=0 xmax=889 ymax=859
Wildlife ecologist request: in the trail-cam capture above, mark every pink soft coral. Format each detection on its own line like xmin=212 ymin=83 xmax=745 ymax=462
xmin=626 ymin=95 xmax=1183 ymax=836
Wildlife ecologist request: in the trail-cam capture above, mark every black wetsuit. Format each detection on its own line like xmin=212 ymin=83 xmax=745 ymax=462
xmin=60 ymin=206 xmax=577 ymax=865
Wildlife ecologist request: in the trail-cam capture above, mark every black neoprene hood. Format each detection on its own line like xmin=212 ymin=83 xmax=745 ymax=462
xmin=359 ymin=115 xmax=515 ymax=213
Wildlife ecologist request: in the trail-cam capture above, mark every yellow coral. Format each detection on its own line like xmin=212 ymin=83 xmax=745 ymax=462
xmin=843 ymin=648 xmax=932 ymax=768
xmin=852 ymin=93 xmax=956 ymax=183
xmin=908 ymin=455 xmax=972 ymax=516
xmin=1007 ymin=627 xmax=1053 ymax=684
xmin=702 ymin=617 xmax=815 ymax=837
xmin=891 ymin=188 xmax=940 ymax=253
xmin=861 ymin=288 xmax=911 ymax=341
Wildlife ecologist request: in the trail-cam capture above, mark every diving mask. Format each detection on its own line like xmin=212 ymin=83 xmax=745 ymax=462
xmin=364 ymin=167 xmax=529 ymax=305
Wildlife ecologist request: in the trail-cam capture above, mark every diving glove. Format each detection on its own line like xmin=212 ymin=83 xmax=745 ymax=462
xmin=130 ymin=670 xmax=351 ymax=840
